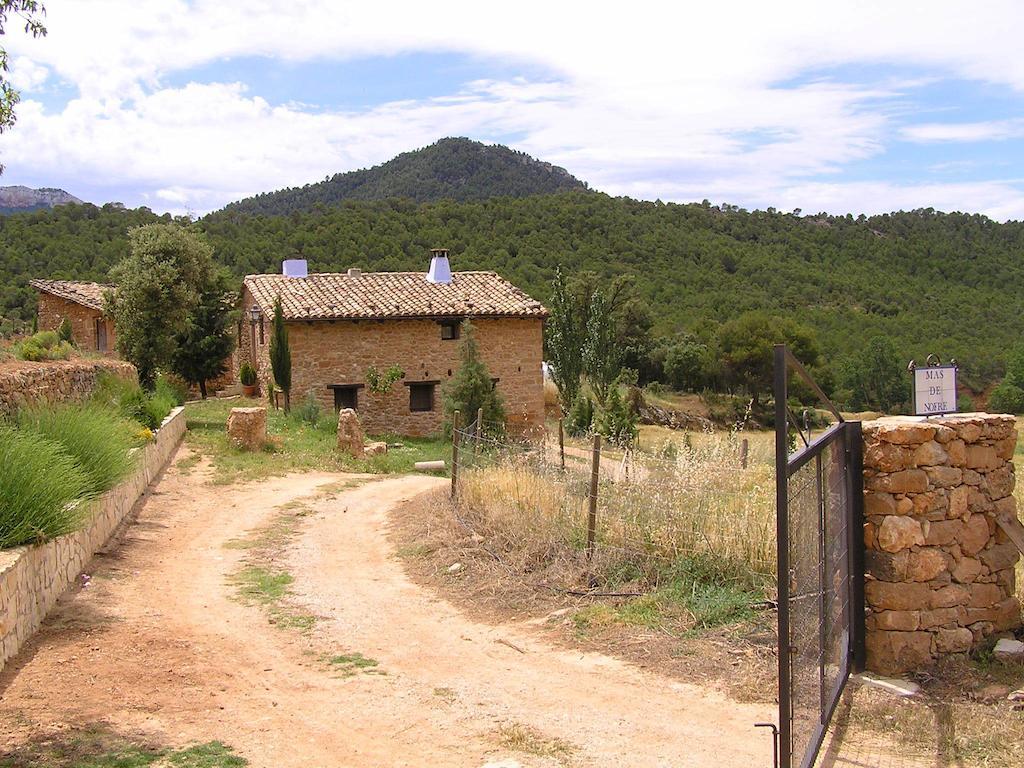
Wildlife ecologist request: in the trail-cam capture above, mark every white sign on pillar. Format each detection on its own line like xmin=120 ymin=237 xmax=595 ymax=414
xmin=912 ymin=365 xmax=958 ymax=416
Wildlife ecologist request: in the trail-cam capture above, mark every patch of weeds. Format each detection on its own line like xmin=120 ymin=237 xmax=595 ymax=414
xmin=322 ymin=651 xmax=382 ymax=676
xmin=433 ymin=686 xmax=457 ymax=703
xmin=175 ymin=453 xmax=202 ymax=475
xmin=495 ymin=722 xmax=575 ymax=762
xmin=395 ymin=542 xmax=435 ymax=559
xmin=231 ymin=566 xmax=293 ymax=604
xmin=0 ymin=728 xmax=246 ymax=768
xmin=222 ymin=505 xmax=309 ymax=551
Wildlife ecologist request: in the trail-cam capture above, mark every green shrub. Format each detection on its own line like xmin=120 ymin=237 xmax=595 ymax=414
xmin=0 ymin=424 xmax=93 ymax=548
xmin=566 ymin=393 xmax=595 ymax=436
xmin=596 ymin=386 xmax=639 ymax=447
xmin=57 ymin=317 xmax=73 ymax=344
xmin=15 ymin=330 xmax=73 ymax=362
xmin=145 ymin=388 xmax=177 ymax=429
xmin=17 ymin=404 xmax=139 ymax=494
xmin=958 ymin=394 xmax=975 ymax=413
xmin=92 ymin=371 xmax=174 ymax=429
xmin=294 ymin=391 xmax=322 ymax=427
xmin=988 ymin=381 xmax=1024 ymax=414
xmin=239 ymin=361 xmax=257 ymax=386
xmin=157 ymin=374 xmax=188 ymax=406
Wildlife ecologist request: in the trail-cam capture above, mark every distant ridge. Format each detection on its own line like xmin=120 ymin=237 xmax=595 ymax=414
xmin=221 ymin=137 xmax=589 ymax=216
xmin=0 ymin=185 xmax=83 ymax=215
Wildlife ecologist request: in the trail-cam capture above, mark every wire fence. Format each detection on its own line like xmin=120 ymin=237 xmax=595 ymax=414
xmin=448 ymin=412 xmax=776 ymax=590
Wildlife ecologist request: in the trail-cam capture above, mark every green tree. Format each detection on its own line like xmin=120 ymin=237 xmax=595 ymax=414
xmin=583 ymin=289 xmax=622 ymax=406
xmin=837 ymin=336 xmax=906 ymax=413
xmin=269 ymin=295 xmax=292 ymax=413
xmin=170 ymin=269 xmax=237 ymax=398
xmin=718 ymin=311 xmax=820 ymax=404
xmin=443 ymin=319 xmax=505 ymax=435
xmin=545 ymin=267 xmax=585 ymax=413
xmin=663 ymin=334 xmax=708 ymax=392
xmin=596 ymin=384 xmax=638 ymax=447
xmin=108 ymin=223 xmax=212 ymax=389
xmin=987 ymin=342 xmax=1024 ymax=414
xmin=0 ymin=1 xmax=47 ymax=147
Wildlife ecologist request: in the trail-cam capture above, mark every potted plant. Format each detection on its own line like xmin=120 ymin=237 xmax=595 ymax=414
xmin=239 ymin=362 xmax=258 ymax=397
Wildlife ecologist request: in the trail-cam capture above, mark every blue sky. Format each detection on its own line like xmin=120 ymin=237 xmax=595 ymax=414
xmin=2 ymin=1 xmax=1024 ymax=219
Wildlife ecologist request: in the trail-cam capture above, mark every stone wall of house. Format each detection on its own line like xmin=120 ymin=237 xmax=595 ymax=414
xmin=36 ymin=292 xmax=117 ymax=355
xmin=238 ymin=288 xmax=545 ymax=437
xmin=863 ymin=415 xmax=1022 ymax=674
xmin=0 ymin=406 xmax=185 ymax=674
xmin=0 ymin=358 xmax=137 ymax=418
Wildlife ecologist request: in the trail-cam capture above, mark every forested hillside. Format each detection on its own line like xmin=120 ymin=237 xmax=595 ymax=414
xmin=3 ymin=194 xmax=1023 ymax=387
xmin=221 ymin=137 xmax=587 ymax=216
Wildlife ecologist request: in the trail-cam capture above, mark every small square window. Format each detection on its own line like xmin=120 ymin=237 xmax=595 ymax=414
xmin=332 ymin=386 xmax=358 ymax=411
xmin=409 ymin=383 xmax=435 ymax=412
xmin=440 ymin=321 xmax=460 ymax=341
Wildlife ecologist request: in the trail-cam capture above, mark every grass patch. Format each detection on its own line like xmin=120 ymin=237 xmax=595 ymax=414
xmin=231 ymin=566 xmax=293 ymax=604
xmin=322 ymin=652 xmax=382 ymax=676
xmin=0 ymin=727 xmax=246 ymax=768
xmin=184 ymin=397 xmax=450 ymax=485
xmin=17 ymin=403 xmax=141 ymax=494
xmin=495 ymin=722 xmax=575 ymax=762
xmin=175 ymin=453 xmax=202 ymax=475
xmin=0 ymin=424 xmax=93 ymax=549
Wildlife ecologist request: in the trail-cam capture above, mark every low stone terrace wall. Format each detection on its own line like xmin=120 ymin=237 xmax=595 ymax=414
xmin=863 ymin=414 xmax=1022 ymax=674
xmin=0 ymin=358 xmax=137 ymax=418
xmin=0 ymin=406 xmax=185 ymax=673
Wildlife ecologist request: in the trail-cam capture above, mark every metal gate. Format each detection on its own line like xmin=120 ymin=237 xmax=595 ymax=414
xmin=773 ymin=344 xmax=865 ymax=768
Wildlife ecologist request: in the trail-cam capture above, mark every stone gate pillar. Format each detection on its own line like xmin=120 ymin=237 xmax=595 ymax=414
xmin=862 ymin=414 xmax=1022 ymax=674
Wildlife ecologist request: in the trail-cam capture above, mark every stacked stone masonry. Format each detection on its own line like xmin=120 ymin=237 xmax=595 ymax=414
xmin=239 ymin=286 xmax=544 ymax=437
xmin=0 ymin=407 xmax=185 ymax=674
xmin=0 ymin=358 xmax=137 ymax=418
xmin=36 ymin=291 xmax=117 ymax=354
xmin=863 ymin=414 xmax=1023 ymax=674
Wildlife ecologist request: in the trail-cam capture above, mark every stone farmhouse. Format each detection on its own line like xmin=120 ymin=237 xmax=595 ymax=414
xmin=30 ymin=279 xmax=117 ymax=354
xmin=239 ymin=249 xmax=547 ymax=437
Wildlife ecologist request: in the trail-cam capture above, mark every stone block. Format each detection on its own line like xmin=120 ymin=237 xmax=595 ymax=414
xmin=364 ymin=441 xmax=388 ymax=456
xmin=924 ymin=519 xmax=961 ymax=546
xmin=980 ymin=542 xmax=1019 ymax=572
xmin=958 ymin=514 xmax=990 ymax=557
xmin=914 ymin=441 xmax=948 ymax=467
xmin=864 ymin=521 xmax=877 ymax=549
xmin=993 ymin=597 xmax=1022 ymax=632
xmin=226 ymin=407 xmax=267 ymax=450
xmin=873 ymin=610 xmax=920 ymax=631
xmin=983 ymin=464 xmax=1015 ymax=499
xmin=866 ymin=442 xmax=915 ymax=472
xmin=918 ymin=607 xmax=962 ymax=629
xmin=867 ymin=469 xmax=929 ymax=494
xmin=955 ymin=422 xmax=983 ymax=443
xmin=934 ymin=628 xmax=973 ymax=654
xmin=336 ymin=408 xmax=365 ymax=458
xmin=872 ymin=423 xmax=936 ymax=445
xmin=994 ymin=638 xmax=1024 ymax=662
xmin=866 ymin=550 xmax=909 ymax=582
xmin=968 ymin=583 xmax=1003 ymax=608
xmin=865 ymin=492 xmax=896 ymax=517
xmin=965 ymin=445 xmax=999 ymax=471
xmin=946 ymin=439 xmax=966 ymax=466
xmin=948 ymin=485 xmax=970 ymax=520
xmin=913 ymin=491 xmax=948 ymax=516
xmin=866 ymin=630 xmax=933 ymax=675
xmin=907 ymin=548 xmax=947 ymax=582
xmin=930 ymin=584 xmax=970 ymax=609
xmin=866 ymin=581 xmax=930 ymax=611
xmin=994 ymin=436 xmax=1018 ymax=461
xmin=932 ymin=424 xmax=956 ymax=443
xmin=877 ymin=516 xmax=925 ymax=552
xmin=925 ymin=466 xmax=962 ymax=488
xmin=951 ymin=557 xmax=982 ymax=584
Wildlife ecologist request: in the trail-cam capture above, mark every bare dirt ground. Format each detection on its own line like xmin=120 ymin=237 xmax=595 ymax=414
xmin=0 ymin=444 xmax=777 ymax=767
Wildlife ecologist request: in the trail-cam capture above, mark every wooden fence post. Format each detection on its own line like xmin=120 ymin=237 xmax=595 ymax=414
xmin=475 ymin=407 xmax=483 ymax=455
xmin=450 ymin=410 xmax=460 ymax=499
xmin=586 ymin=433 xmax=601 ymax=561
xmin=558 ymin=418 xmax=565 ymax=471
xmin=740 ymin=438 xmax=749 ymax=469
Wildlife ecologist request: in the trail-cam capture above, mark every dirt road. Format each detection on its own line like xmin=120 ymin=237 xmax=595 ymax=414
xmin=0 ymin=444 xmax=774 ymax=767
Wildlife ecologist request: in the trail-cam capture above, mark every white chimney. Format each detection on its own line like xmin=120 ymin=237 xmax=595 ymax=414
xmin=282 ymin=259 xmax=308 ymax=278
xmin=426 ymin=248 xmax=452 ymax=284
xmin=347 ymin=267 xmax=361 ymax=278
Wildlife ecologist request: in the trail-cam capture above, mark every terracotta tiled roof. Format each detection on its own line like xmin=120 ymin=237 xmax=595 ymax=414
xmin=30 ymin=279 xmax=114 ymax=312
xmin=243 ymin=271 xmax=548 ymax=321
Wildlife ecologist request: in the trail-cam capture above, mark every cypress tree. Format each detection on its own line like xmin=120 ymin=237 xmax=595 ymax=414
xmin=269 ymin=295 xmax=292 ymax=413
xmin=443 ymin=320 xmax=505 ymax=435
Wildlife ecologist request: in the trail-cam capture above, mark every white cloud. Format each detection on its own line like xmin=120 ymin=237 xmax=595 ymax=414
xmin=902 ymin=119 xmax=1024 ymax=143
xmin=1 ymin=0 xmax=1023 ymax=217
xmin=8 ymin=56 xmax=48 ymax=91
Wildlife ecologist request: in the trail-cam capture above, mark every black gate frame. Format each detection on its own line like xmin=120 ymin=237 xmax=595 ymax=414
xmin=774 ymin=344 xmax=865 ymax=768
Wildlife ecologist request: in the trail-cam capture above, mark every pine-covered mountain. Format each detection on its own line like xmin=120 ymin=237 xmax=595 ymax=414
xmin=221 ymin=137 xmax=589 ymax=216
xmin=0 ymin=186 xmax=83 ymax=215
xmin=3 ymin=194 xmax=1023 ymax=390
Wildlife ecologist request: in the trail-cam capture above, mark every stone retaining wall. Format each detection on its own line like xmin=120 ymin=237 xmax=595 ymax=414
xmin=0 ymin=358 xmax=137 ymax=418
xmin=0 ymin=406 xmax=185 ymax=673
xmin=863 ymin=414 xmax=1022 ymax=674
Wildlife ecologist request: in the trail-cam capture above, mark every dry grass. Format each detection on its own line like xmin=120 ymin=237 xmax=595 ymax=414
xmin=494 ymin=722 xmax=576 ymax=763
